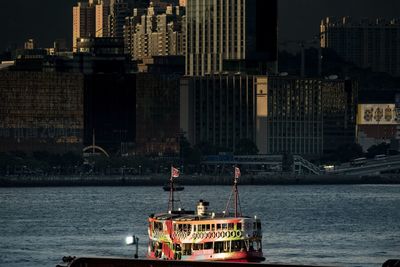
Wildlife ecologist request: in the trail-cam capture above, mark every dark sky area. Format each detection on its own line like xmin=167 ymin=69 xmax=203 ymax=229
xmin=0 ymin=0 xmax=399 ymax=51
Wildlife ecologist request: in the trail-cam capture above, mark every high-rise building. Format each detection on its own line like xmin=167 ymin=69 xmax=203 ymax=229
xmin=95 ymin=0 xmax=111 ymax=37
xmin=180 ymin=74 xmax=258 ymax=152
xmin=109 ymin=0 xmax=130 ymax=37
xmin=263 ymin=76 xmax=357 ymax=156
xmin=185 ymin=0 xmax=278 ymax=76
xmin=73 ymin=1 xmax=97 ymax=52
xmin=321 ymin=17 xmax=400 ymax=77
xmin=124 ymin=4 xmax=185 ymax=60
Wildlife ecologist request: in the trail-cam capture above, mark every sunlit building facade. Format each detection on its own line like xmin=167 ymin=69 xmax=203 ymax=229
xmin=186 ymin=0 xmax=278 ymax=76
xmin=124 ymin=4 xmax=185 ymax=60
xmin=73 ymin=1 xmax=96 ymax=52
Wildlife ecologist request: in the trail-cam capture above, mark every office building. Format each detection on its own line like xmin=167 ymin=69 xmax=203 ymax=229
xmin=180 ymin=74 xmax=258 ymax=152
xmin=264 ymin=77 xmax=357 ymax=156
xmin=322 ymin=79 xmax=358 ymax=154
xmin=321 ymin=17 xmax=400 ymax=77
xmin=181 ymin=75 xmax=357 ymax=157
xmin=73 ymin=1 xmax=97 ymax=52
xmin=135 ymin=73 xmax=181 ymax=155
xmin=95 ymin=0 xmax=111 ymax=37
xmin=0 ymin=71 xmax=84 ymax=153
xmin=110 ymin=0 xmax=130 ymax=38
xmin=124 ymin=4 xmax=185 ymax=60
xmin=261 ymin=77 xmax=324 ymax=156
xmin=185 ymin=0 xmax=278 ymax=76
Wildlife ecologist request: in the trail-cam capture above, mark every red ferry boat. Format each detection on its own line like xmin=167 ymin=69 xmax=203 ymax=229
xmin=147 ymin=167 xmax=264 ymax=262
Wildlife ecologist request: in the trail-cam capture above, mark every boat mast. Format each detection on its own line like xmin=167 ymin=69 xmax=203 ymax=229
xmin=234 ymin=172 xmax=238 ymax=218
xmin=224 ymin=166 xmax=241 ymax=218
xmin=234 ymin=167 xmax=240 ymax=217
xmin=168 ymin=166 xmax=180 ymax=212
xmin=169 ymin=167 xmax=174 ymax=212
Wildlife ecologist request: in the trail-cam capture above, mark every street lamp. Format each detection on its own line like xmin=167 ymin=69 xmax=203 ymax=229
xmin=125 ymin=235 xmax=139 ymax=259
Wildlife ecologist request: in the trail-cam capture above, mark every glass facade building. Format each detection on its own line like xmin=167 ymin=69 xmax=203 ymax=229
xmin=185 ymin=0 xmax=277 ymax=76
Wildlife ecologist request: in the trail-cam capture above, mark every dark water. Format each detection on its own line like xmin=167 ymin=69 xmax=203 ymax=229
xmin=0 ymin=185 xmax=399 ymax=267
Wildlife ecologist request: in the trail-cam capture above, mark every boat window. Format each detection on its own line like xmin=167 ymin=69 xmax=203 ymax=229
xmin=217 ymin=224 xmax=221 ymax=230
xmin=253 ymin=222 xmax=256 ymax=229
xmin=206 ymin=224 xmax=210 ymax=231
xmin=236 ymin=223 xmax=242 ymax=230
xmin=222 ymin=223 xmax=228 ymax=230
xmin=249 ymin=241 xmax=255 ymax=251
xmin=183 ymin=243 xmax=192 ymax=255
xmin=154 ymin=222 xmax=163 ymax=231
xmin=211 ymin=224 xmax=215 ymax=231
xmin=223 ymin=241 xmax=230 ymax=252
xmin=193 ymin=243 xmax=203 ymax=250
xmin=214 ymin=241 xmax=223 ymax=253
xmin=188 ymin=224 xmax=192 ymax=232
xmin=228 ymin=223 xmax=234 ymax=230
xmin=193 ymin=225 xmax=197 ymax=232
xmin=257 ymin=222 xmax=261 ymax=230
xmin=204 ymin=242 xmax=213 ymax=250
xmin=256 ymin=240 xmax=262 ymax=251
xmin=231 ymin=240 xmax=245 ymax=252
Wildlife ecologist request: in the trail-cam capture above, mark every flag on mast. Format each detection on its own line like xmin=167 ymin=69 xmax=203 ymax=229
xmin=171 ymin=166 xmax=180 ymax=180
xmin=234 ymin=167 xmax=241 ymax=180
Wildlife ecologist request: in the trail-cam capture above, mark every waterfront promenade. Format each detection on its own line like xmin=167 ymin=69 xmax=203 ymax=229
xmin=1 ymin=173 xmax=399 ymax=187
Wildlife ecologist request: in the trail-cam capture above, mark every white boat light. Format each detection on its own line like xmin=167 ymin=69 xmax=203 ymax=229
xmin=125 ymin=236 xmax=134 ymax=245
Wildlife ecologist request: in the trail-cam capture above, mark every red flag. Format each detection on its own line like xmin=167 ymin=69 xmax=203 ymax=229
xmin=234 ymin=167 xmax=241 ymax=179
xmin=171 ymin=167 xmax=180 ymax=179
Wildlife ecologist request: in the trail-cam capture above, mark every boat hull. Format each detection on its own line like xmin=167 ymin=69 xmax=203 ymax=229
xmin=148 ymin=250 xmax=264 ymax=262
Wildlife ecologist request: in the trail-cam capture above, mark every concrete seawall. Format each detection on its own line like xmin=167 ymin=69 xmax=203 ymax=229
xmin=0 ymin=173 xmax=399 ymax=187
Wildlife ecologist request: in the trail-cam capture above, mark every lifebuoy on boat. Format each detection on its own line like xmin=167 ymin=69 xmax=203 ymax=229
xmin=236 ymin=231 xmax=242 ymax=237
xmin=231 ymin=231 xmax=236 ymax=238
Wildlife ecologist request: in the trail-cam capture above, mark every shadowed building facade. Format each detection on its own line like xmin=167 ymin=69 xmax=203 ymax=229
xmin=0 ymin=71 xmax=84 ymax=153
xmin=181 ymin=75 xmax=357 ymax=157
xmin=321 ymin=17 xmax=400 ymax=77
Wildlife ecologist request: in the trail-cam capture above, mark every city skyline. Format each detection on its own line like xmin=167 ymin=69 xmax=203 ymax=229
xmin=1 ymin=0 xmax=399 ymax=51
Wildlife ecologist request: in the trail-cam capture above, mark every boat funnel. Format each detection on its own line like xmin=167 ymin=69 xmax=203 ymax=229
xmin=197 ymin=199 xmax=209 ymax=216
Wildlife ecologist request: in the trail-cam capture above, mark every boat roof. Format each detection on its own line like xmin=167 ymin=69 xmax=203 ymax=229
xmin=150 ymin=211 xmax=253 ymax=222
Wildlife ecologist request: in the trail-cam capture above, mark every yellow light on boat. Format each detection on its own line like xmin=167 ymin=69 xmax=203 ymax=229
xmin=125 ymin=236 xmax=134 ymax=245
xmin=254 ymin=215 xmax=257 ymax=220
